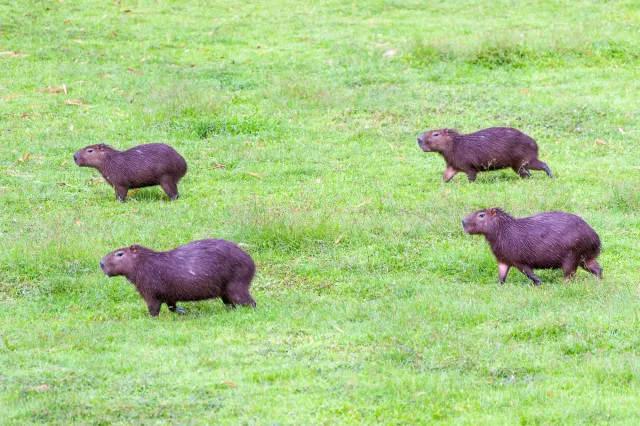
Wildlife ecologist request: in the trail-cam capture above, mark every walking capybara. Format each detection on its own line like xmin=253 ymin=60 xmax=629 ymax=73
xmin=462 ymin=208 xmax=602 ymax=285
xmin=416 ymin=127 xmax=553 ymax=182
xmin=74 ymin=143 xmax=187 ymax=201
xmin=100 ymin=239 xmax=256 ymax=316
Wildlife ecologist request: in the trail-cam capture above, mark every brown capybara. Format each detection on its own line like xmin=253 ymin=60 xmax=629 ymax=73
xmin=462 ymin=208 xmax=602 ymax=285
xmin=416 ymin=127 xmax=554 ymax=182
xmin=100 ymin=239 xmax=256 ymax=316
xmin=74 ymin=143 xmax=187 ymax=201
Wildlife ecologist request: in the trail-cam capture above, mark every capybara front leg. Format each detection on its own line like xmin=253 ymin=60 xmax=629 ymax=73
xmin=146 ymin=299 xmax=162 ymax=316
xmin=517 ymin=265 xmax=542 ymax=286
xmin=160 ymin=177 xmax=179 ymax=201
xmin=114 ymin=185 xmax=129 ymax=202
xmin=167 ymin=302 xmax=186 ymax=314
xmin=443 ymin=167 xmax=459 ymax=182
xmin=465 ymin=170 xmax=477 ymax=182
xmin=529 ymin=159 xmax=554 ymax=178
xmin=583 ymin=258 xmax=603 ymax=279
xmin=514 ymin=165 xmax=531 ymax=178
xmin=497 ymin=262 xmax=511 ymax=284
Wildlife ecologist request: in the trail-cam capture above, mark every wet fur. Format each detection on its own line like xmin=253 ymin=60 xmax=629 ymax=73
xmin=101 ymin=239 xmax=256 ymax=316
xmin=417 ymin=127 xmax=553 ymax=181
xmin=74 ymin=143 xmax=187 ymax=201
xmin=462 ymin=208 xmax=602 ymax=285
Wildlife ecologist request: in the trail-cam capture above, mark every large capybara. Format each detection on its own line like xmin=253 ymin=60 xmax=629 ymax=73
xmin=416 ymin=127 xmax=554 ymax=182
xmin=462 ymin=208 xmax=602 ymax=285
xmin=74 ymin=143 xmax=187 ymax=201
xmin=100 ymin=239 xmax=256 ymax=316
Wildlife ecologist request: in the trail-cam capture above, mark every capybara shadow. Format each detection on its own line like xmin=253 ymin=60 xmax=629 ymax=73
xmin=417 ymin=127 xmax=554 ymax=182
xmin=462 ymin=208 xmax=602 ymax=285
xmin=74 ymin=143 xmax=187 ymax=202
xmin=100 ymin=239 xmax=256 ymax=316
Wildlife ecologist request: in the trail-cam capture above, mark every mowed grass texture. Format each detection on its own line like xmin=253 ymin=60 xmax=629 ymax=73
xmin=1 ymin=0 xmax=639 ymax=423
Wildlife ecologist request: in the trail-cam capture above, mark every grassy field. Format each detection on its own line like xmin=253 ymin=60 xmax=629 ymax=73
xmin=1 ymin=0 xmax=639 ymax=423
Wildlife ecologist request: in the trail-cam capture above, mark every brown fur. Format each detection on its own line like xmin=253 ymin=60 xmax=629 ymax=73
xmin=74 ymin=143 xmax=187 ymax=201
xmin=462 ymin=208 xmax=602 ymax=285
xmin=100 ymin=239 xmax=256 ymax=316
xmin=417 ymin=127 xmax=554 ymax=182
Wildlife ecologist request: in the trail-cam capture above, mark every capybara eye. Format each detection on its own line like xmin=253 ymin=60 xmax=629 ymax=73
xmin=87 ymin=149 xmax=94 ymax=153
xmin=433 ymin=133 xmax=439 ymax=137
xmin=478 ymin=213 xmax=486 ymax=218
xmin=116 ymin=252 xmax=123 ymax=257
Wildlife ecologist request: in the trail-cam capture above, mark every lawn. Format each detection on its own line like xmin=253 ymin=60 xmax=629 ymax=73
xmin=1 ymin=0 xmax=639 ymax=423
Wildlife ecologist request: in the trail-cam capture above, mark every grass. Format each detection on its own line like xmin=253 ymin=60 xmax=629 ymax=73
xmin=1 ymin=0 xmax=639 ymax=423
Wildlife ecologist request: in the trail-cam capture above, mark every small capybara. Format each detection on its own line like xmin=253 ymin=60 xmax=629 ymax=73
xmin=74 ymin=143 xmax=187 ymax=201
xmin=462 ymin=208 xmax=602 ymax=285
xmin=416 ymin=127 xmax=554 ymax=182
xmin=100 ymin=239 xmax=256 ymax=316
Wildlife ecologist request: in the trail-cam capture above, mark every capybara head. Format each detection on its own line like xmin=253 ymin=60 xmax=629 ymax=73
xmin=416 ymin=129 xmax=455 ymax=152
xmin=100 ymin=245 xmax=140 ymax=277
xmin=74 ymin=144 xmax=112 ymax=167
xmin=462 ymin=208 xmax=508 ymax=235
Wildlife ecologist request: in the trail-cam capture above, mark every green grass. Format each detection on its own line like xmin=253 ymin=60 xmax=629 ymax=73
xmin=1 ymin=0 xmax=640 ymax=423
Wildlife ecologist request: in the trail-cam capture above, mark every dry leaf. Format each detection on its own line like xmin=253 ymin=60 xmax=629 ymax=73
xmin=60 ymin=160 xmax=67 ymax=167
xmin=74 ymin=218 xmax=84 ymax=226
xmin=519 ymin=89 xmax=531 ymax=94
xmin=72 ymin=39 xmax=83 ymax=44
xmin=334 ymin=235 xmax=343 ymax=245
xmin=595 ymin=139 xmax=607 ymax=145
xmin=17 ymin=153 xmax=31 ymax=163
xmin=0 ymin=51 xmax=28 ymax=57
xmin=29 ymin=385 xmax=49 ymax=391
xmin=123 ymin=9 xmax=132 ymax=13
xmin=354 ymin=200 xmax=372 ymax=209
xmin=222 ymin=380 xmax=237 ymax=388
xmin=21 ymin=114 xmax=29 ymax=119
xmin=315 ymin=178 xmax=322 ymax=183
xmin=214 ymin=163 xmax=226 ymax=169
xmin=56 ymin=182 xmax=67 ymax=186
xmin=2 ymin=94 xmax=24 ymax=101
xmin=374 ymin=42 xmax=389 ymax=47
xmin=332 ymin=324 xmax=345 ymax=334
xmin=65 ymin=99 xmax=91 ymax=107
xmin=246 ymin=171 xmax=263 ymax=179
xmin=112 ymin=31 xmax=118 ymax=36
xmin=128 ymin=189 xmax=140 ymax=196
xmin=88 ymin=177 xmax=105 ymax=184
xmin=0 ymin=187 xmax=9 ymax=191
xmin=113 ymin=111 xmax=129 ymax=117
xmin=618 ymin=127 xmax=625 ymax=134
xmin=64 ymin=20 xmax=71 ymax=24
xmin=126 ymin=68 xmax=142 ymax=75
xmin=383 ymin=49 xmax=397 ymax=57
xmin=41 ymin=85 xmax=67 ymax=94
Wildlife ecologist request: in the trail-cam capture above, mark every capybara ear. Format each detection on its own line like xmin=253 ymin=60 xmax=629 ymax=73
xmin=442 ymin=129 xmax=449 ymax=135
xmin=98 ymin=143 xmax=105 ymax=151
xmin=489 ymin=208 xmax=497 ymax=216
xmin=130 ymin=244 xmax=138 ymax=253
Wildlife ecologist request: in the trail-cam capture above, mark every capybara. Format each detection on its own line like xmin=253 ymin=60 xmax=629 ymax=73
xmin=100 ymin=239 xmax=256 ymax=316
xmin=74 ymin=143 xmax=187 ymax=201
xmin=462 ymin=208 xmax=602 ymax=285
xmin=416 ymin=127 xmax=554 ymax=182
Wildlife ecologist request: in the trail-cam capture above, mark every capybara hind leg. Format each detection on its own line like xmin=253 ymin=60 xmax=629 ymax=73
xmin=465 ymin=170 xmax=477 ymax=182
xmin=146 ymin=299 xmax=162 ymax=317
xmin=167 ymin=302 xmax=186 ymax=314
xmin=226 ymin=287 xmax=256 ymax=308
xmin=115 ymin=185 xmax=129 ymax=202
xmin=516 ymin=265 xmax=542 ymax=286
xmin=497 ymin=262 xmax=511 ymax=284
xmin=529 ymin=159 xmax=554 ymax=178
xmin=160 ymin=177 xmax=179 ymax=201
xmin=514 ymin=165 xmax=531 ymax=178
xmin=582 ymin=259 xmax=603 ymax=279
